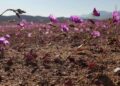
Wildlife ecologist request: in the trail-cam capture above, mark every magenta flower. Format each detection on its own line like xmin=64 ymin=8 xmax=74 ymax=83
xmin=92 ymin=8 xmax=100 ymax=16
xmin=3 ymin=40 xmax=10 ymax=45
xmin=49 ymin=14 xmax=58 ymax=23
xmin=5 ymin=34 xmax=10 ymax=39
xmin=0 ymin=37 xmax=10 ymax=45
xmin=0 ymin=37 xmax=6 ymax=43
xmin=91 ymin=31 xmax=101 ymax=38
xmin=60 ymin=24 xmax=69 ymax=32
xmin=113 ymin=11 xmax=119 ymax=16
xmin=70 ymin=16 xmax=83 ymax=23
xmin=112 ymin=11 xmax=120 ymax=23
xmin=19 ymin=22 xmax=24 ymax=27
xmin=18 ymin=19 xmax=27 ymax=28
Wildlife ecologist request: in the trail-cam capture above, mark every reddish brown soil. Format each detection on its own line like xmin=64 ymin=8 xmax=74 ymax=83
xmin=0 ymin=22 xmax=120 ymax=86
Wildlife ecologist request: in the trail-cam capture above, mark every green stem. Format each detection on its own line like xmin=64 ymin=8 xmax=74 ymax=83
xmin=0 ymin=9 xmax=16 ymax=16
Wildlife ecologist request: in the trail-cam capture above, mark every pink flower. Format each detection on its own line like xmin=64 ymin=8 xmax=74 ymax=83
xmin=0 ymin=37 xmax=6 ymax=41
xmin=93 ymin=8 xmax=100 ymax=16
xmin=18 ymin=19 xmax=27 ymax=28
xmin=0 ymin=37 xmax=10 ymax=45
xmin=70 ymin=16 xmax=83 ymax=23
xmin=112 ymin=11 xmax=120 ymax=23
xmin=3 ymin=40 xmax=10 ymax=45
xmin=5 ymin=34 xmax=10 ymax=39
xmin=60 ymin=24 xmax=69 ymax=32
xmin=18 ymin=22 xmax=25 ymax=28
xmin=91 ymin=31 xmax=101 ymax=38
xmin=49 ymin=14 xmax=58 ymax=23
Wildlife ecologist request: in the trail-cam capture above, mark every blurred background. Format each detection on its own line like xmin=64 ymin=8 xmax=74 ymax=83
xmin=0 ymin=0 xmax=120 ymax=17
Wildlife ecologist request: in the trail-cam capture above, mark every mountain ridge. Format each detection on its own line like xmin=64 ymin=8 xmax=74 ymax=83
xmin=0 ymin=11 xmax=119 ymax=22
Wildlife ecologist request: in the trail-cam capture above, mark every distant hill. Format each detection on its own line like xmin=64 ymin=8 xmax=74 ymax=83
xmin=0 ymin=15 xmax=68 ymax=23
xmin=0 ymin=11 xmax=119 ymax=22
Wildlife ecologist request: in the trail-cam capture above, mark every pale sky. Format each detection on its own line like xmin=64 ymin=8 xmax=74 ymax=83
xmin=0 ymin=0 xmax=120 ymax=17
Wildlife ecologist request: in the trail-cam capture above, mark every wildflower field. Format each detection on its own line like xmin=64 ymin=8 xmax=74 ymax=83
xmin=0 ymin=8 xmax=120 ymax=86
